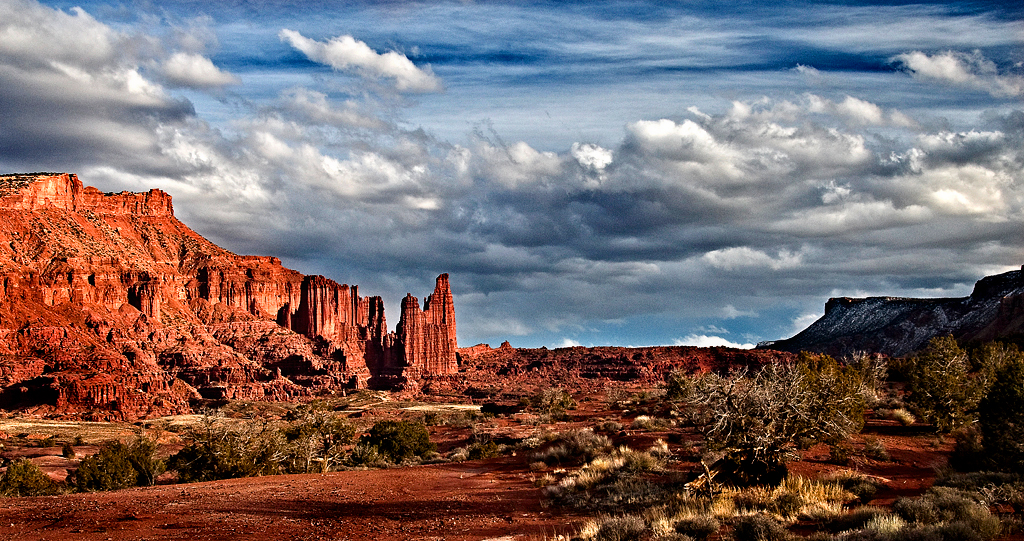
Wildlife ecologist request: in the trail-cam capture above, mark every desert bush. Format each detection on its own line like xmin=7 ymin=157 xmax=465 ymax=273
xmin=598 ymin=420 xmax=623 ymax=433
xmin=892 ymin=408 xmax=917 ymax=427
xmin=862 ymin=437 xmax=890 ymax=461
xmin=675 ymin=515 xmax=720 ymax=539
xmin=893 ymin=486 xmax=1000 ymax=538
xmin=949 ymin=425 xmax=987 ymax=471
xmin=70 ymin=438 xmax=163 ymax=492
xmin=533 ymin=428 xmax=612 ymax=466
xmin=830 ymin=443 xmax=854 ymax=465
xmin=347 ymin=442 xmax=387 ymax=467
xmin=731 ymin=514 xmax=791 ymax=541
xmin=578 ymin=514 xmax=649 ymax=541
xmin=904 ymin=336 xmax=984 ymax=432
xmin=61 ymin=442 xmax=75 ymax=459
xmin=281 ymin=403 xmax=356 ymax=473
xmin=0 ymin=459 xmax=60 ymax=497
xmin=168 ymin=416 xmax=283 ymax=482
xmin=674 ymin=354 xmax=866 ymax=485
xmin=530 ymin=387 xmax=576 ymax=420
xmin=359 ymin=420 xmax=435 ymax=464
xmin=467 ymin=440 xmax=501 ymax=460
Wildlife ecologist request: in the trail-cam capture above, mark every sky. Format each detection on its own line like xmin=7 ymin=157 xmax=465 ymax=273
xmin=1 ymin=0 xmax=1022 ymax=350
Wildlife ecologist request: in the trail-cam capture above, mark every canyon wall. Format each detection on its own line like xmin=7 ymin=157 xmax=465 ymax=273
xmin=0 ymin=173 xmax=457 ymax=419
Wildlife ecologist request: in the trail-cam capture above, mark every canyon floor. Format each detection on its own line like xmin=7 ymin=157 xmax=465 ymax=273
xmin=0 ymin=389 xmax=966 ymax=541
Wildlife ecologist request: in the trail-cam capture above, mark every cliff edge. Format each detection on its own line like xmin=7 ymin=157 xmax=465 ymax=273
xmin=0 ymin=173 xmax=457 ymax=419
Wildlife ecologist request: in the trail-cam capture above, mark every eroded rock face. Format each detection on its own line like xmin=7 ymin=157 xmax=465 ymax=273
xmin=0 ymin=173 xmax=458 ymax=419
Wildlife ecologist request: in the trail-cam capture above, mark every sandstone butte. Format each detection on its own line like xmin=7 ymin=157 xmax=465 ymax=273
xmin=0 ymin=173 xmax=458 ymax=420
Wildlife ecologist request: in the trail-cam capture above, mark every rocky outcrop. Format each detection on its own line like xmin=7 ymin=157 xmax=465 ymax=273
xmin=0 ymin=173 xmax=458 ymax=419
xmin=761 ymin=267 xmax=1024 ymax=357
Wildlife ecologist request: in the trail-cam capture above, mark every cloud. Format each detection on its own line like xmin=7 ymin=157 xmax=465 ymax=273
xmin=703 ymin=247 xmax=803 ymax=271
xmin=161 ymin=52 xmax=240 ymax=89
xmin=279 ymin=29 xmax=441 ymax=92
xmin=893 ymin=50 xmax=1023 ymax=97
xmin=674 ymin=335 xmax=756 ymax=349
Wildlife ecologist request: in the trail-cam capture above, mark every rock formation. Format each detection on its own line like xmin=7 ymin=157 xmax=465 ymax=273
xmin=761 ymin=266 xmax=1024 ymax=357
xmin=0 ymin=173 xmax=458 ymax=419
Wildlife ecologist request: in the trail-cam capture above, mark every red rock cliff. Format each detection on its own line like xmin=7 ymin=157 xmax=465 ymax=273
xmin=0 ymin=173 xmax=458 ymax=419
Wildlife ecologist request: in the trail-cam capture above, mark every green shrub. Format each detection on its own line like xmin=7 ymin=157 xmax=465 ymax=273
xmin=61 ymin=442 xmax=75 ymax=459
xmin=0 ymin=459 xmax=60 ymax=497
xmin=168 ymin=416 xmax=283 ymax=482
xmin=359 ymin=420 xmax=435 ymax=464
xmin=70 ymin=439 xmax=164 ymax=492
xmin=731 ymin=514 xmax=791 ymax=541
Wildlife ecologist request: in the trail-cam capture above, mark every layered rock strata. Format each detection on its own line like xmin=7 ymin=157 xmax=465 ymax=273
xmin=0 ymin=173 xmax=457 ymax=419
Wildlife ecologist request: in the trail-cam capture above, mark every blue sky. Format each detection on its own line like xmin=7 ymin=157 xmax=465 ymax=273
xmin=1 ymin=0 xmax=1022 ymax=349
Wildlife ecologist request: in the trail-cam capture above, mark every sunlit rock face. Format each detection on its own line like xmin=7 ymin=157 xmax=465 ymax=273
xmin=0 ymin=173 xmax=457 ymax=419
xmin=762 ymin=268 xmax=1024 ymax=357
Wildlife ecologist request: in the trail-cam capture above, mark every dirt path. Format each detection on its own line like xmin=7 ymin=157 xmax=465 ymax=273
xmin=0 ymin=458 xmax=584 ymax=541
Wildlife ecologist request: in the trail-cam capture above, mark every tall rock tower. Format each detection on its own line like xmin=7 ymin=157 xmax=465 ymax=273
xmin=395 ymin=274 xmax=458 ymax=377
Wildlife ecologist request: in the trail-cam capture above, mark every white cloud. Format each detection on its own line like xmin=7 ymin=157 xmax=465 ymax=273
xmin=162 ymin=52 xmax=240 ymax=89
xmin=279 ymin=29 xmax=442 ymax=92
xmin=893 ymin=50 xmax=1023 ymax=97
xmin=703 ymin=247 xmax=803 ymax=271
xmin=556 ymin=338 xmax=583 ymax=348
xmin=674 ymin=335 xmax=756 ymax=349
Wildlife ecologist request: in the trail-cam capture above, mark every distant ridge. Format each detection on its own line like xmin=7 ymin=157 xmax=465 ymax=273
xmin=760 ymin=267 xmax=1024 ymax=357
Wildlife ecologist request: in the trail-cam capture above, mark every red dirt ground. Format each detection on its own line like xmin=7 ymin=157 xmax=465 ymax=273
xmin=0 ymin=455 xmax=587 ymax=540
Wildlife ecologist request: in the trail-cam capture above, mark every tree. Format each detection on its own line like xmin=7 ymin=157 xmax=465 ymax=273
xmin=978 ymin=354 xmax=1024 ymax=473
xmin=672 ymin=355 xmax=866 ymax=486
xmin=905 ymin=336 xmax=983 ymax=432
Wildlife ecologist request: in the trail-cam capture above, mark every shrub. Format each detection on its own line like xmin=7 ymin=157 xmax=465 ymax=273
xmin=731 ymin=514 xmax=791 ymax=541
xmin=467 ymin=440 xmax=501 ymax=460
xmin=905 ymin=336 xmax=984 ymax=432
xmin=863 ymin=437 xmax=890 ymax=461
xmin=533 ymin=429 xmax=612 ymax=465
xmin=675 ymin=515 xmax=720 ymax=539
xmin=830 ymin=443 xmax=853 ymax=465
xmin=61 ymin=443 xmax=75 ymax=459
xmin=281 ymin=404 xmax=356 ymax=473
xmin=530 ymin=387 xmax=576 ymax=420
xmin=168 ymin=416 xmax=283 ymax=482
xmin=892 ymin=408 xmax=917 ymax=426
xmin=590 ymin=514 xmax=648 ymax=541
xmin=70 ymin=439 xmax=164 ymax=492
xmin=893 ymin=486 xmax=1000 ymax=539
xmin=677 ymin=354 xmax=867 ymax=486
xmin=0 ymin=459 xmax=60 ymax=497
xmin=359 ymin=420 xmax=435 ymax=464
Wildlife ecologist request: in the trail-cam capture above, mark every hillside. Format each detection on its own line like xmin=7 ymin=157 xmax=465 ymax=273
xmin=762 ymin=267 xmax=1024 ymax=357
